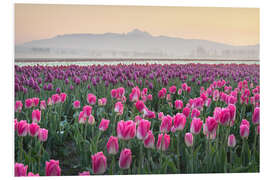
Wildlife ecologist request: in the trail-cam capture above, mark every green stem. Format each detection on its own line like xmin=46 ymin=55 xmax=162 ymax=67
xmin=177 ymin=131 xmax=181 ymax=171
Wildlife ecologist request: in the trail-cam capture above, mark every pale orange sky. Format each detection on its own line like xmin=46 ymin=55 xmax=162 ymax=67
xmin=15 ymin=4 xmax=259 ymax=46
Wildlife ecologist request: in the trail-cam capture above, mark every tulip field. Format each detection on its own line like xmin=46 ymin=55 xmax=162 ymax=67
xmin=14 ymin=63 xmax=260 ymax=176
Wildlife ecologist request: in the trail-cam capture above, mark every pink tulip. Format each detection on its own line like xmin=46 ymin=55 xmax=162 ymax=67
xmin=52 ymin=94 xmax=61 ymax=104
xmin=117 ymin=87 xmax=125 ymax=98
xmin=83 ymin=105 xmax=92 ymax=117
xmin=28 ymin=172 xmax=39 ymax=176
xmin=228 ymin=134 xmax=236 ymax=147
xmin=45 ymin=160 xmax=61 ymax=176
xmin=220 ymin=108 xmax=230 ymax=126
xmin=160 ymin=115 xmax=173 ymax=133
xmin=173 ymin=113 xmax=186 ymax=131
xmin=32 ymin=109 xmax=41 ymax=123
xmin=147 ymin=94 xmax=152 ymax=101
xmin=106 ymin=136 xmax=119 ymax=155
xmin=178 ymin=88 xmax=182 ymax=95
xmin=17 ymin=120 xmax=29 ymax=136
xmin=114 ymin=101 xmax=124 ymax=115
xmin=88 ymin=114 xmax=95 ymax=125
xmin=227 ymin=104 xmax=236 ymax=126
xmin=169 ymin=85 xmax=177 ymax=94
xmin=213 ymin=107 xmax=222 ymax=122
xmin=134 ymin=115 xmax=142 ymax=124
xmin=205 ymin=98 xmax=212 ymax=107
xmin=60 ymin=93 xmax=67 ymax=102
xmin=40 ymin=100 xmax=46 ymax=110
xmin=117 ymin=120 xmax=136 ymax=140
xmin=98 ymin=98 xmax=107 ymax=106
xmin=47 ymin=97 xmax=53 ymax=106
xmin=87 ymin=93 xmax=96 ymax=105
xmin=156 ymin=133 xmax=170 ymax=151
xmin=240 ymin=120 xmax=250 ymax=138
xmin=252 ymin=107 xmax=260 ymax=125
xmin=25 ymin=98 xmax=33 ymax=108
xmin=187 ymin=86 xmax=191 ymax=93
xmin=205 ymin=116 xmax=218 ymax=134
xmin=158 ymin=88 xmax=166 ymax=99
xmin=190 ymin=118 xmax=203 ymax=135
xmin=166 ymin=94 xmax=171 ymax=101
xmin=28 ymin=123 xmax=40 ymax=137
xmin=78 ymin=111 xmax=87 ymax=124
xmin=182 ymin=83 xmax=188 ymax=91
xmin=15 ymin=100 xmax=23 ymax=112
xmin=183 ymin=107 xmax=190 ymax=118
xmin=119 ymin=148 xmax=132 ymax=169
xmin=144 ymin=130 xmax=155 ymax=148
xmin=191 ymin=108 xmax=200 ymax=119
xmin=158 ymin=112 xmax=164 ymax=120
xmin=111 ymin=89 xmax=117 ymax=98
xmin=79 ymin=171 xmax=90 ymax=176
xmin=175 ymin=100 xmax=183 ymax=110
xmin=129 ymin=87 xmax=141 ymax=102
xmin=213 ymin=89 xmax=220 ymax=101
xmin=99 ymin=119 xmax=110 ymax=131
xmin=135 ymin=100 xmax=145 ymax=112
xmin=32 ymin=97 xmax=40 ymax=107
xmin=142 ymin=88 xmax=148 ymax=96
xmin=137 ymin=119 xmax=151 ymax=140
xmin=38 ymin=128 xmax=48 ymax=142
xmin=73 ymin=100 xmax=80 ymax=109
xmin=15 ymin=163 xmax=28 ymax=176
xmin=92 ymin=152 xmax=107 ymax=174
xmin=184 ymin=133 xmax=193 ymax=147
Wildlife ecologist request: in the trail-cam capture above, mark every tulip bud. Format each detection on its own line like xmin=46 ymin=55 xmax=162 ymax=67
xmin=106 ymin=136 xmax=119 ymax=155
xmin=99 ymin=119 xmax=110 ymax=131
xmin=190 ymin=118 xmax=203 ymax=135
xmin=185 ymin=132 xmax=193 ymax=147
xmin=144 ymin=130 xmax=155 ymax=149
xmin=15 ymin=163 xmax=28 ymax=176
xmin=73 ymin=100 xmax=80 ymax=109
xmin=32 ymin=109 xmax=41 ymax=123
xmin=17 ymin=120 xmax=29 ymax=136
xmin=137 ymin=119 xmax=151 ymax=140
xmin=119 ymin=148 xmax=132 ymax=169
xmin=228 ymin=134 xmax=236 ymax=147
xmin=38 ymin=128 xmax=48 ymax=142
xmin=92 ymin=152 xmax=107 ymax=174
xmin=156 ymin=133 xmax=170 ymax=151
xmin=28 ymin=123 xmax=40 ymax=137
xmin=45 ymin=160 xmax=61 ymax=176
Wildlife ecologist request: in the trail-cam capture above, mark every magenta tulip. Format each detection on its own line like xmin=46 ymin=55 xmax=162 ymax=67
xmin=28 ymin=123 xmax=40 ymax=137
xmin=119 ymin=148 xmax=132 ymax=169
xmin=15 ymin=163 xmax=28 ymax=176
xmin=73 ymin=100 xmax=80 ymax=109
xmin=156 ymin=133 xmax=170 ymax=151
xmin=38 ymin=128 xmax=48 ymax=142
xmin=15 ymin=100 xmax=23 ymax=112
xmin=99 ymin=118 xmax=110 ymax=131
xmin=87 ymin=93 xmax=96 ymax=105
xmin=106 ymin=136 xmax=119 ymax=155
xmin=92 ymin=152 xmax=107 ymax=174
xmin=228 ymin=134 xmax=236 ymax=147
xmin=117 ymin=120 xmax=136 ymax=140
xmin=144 ymin=130 xmax=155 ymax=149
xmin=114 ymin=101 xmax=124 ymax=115
xmin=175 ymin=100 xmax=183 ymax=110
xmin=79 ymin=171 xmax=90 ymax=176
xmin=252 ymin=107 xmax=260 ymax=125
xmin=137 ymin=119 xmax=151 ymax=140
xmin=185 ymin=132 xmax=193 ymax=147
xmin=173 ymin=113 xmax=186 ymax=131
xmin=32 ymin=109 xmax=41 ymax=123
xmin=160 ymin=115 xmax=173 ymax=133
xmin=45 ymin=160 xmax=61 ymax=176
xmin=17 ymin=120 xmax=29 ymax=136
xmin=190 ymin=118 xmax=203 ymax=135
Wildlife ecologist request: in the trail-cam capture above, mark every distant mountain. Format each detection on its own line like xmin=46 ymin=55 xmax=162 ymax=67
xmin=15 ymin=29 xmax=259 ymax=59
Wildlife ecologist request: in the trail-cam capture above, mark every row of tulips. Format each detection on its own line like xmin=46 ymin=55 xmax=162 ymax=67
xmin=14 ymin=63 xmax=259 ymax=175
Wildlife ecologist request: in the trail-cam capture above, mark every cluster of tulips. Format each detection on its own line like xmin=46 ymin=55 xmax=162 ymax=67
xmin=14 ymin=63 xmax=259 ymax=176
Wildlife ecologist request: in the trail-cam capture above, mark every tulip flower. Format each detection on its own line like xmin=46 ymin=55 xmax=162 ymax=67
xmin=92 ymin=152 xmax=107 ymax=174
xmin=106 ymin=136 xmax=119 ymax=155
xmin=191 ymin=108 xmax=200 ymax=119
xmin=160 ymin=115 xmax=173 ymax=133
xmin=79 ymin=171 xmax=90 ymax=176
xmin=190 ymin=118 xmax=203 ymax=135
xmin=15 ymin=163 xmax=28 ymax=176
xmin=144 ymin=130 xmax=155 ymax=148
xmin=129 ymin=86 xmax=141 ymax=102
xmin=173 ymin=113 xmax=186 ymax=131
xmin=137 ymin=119 xmax=151 ymax=140
xmin=252 ymin=107 xmax=260 ymax=125
xmin=114 ymin=101 xmax=124 ymax=115
xmin=185 ymin=132 xmax=193 ymax=147
xmin=32 ymin=97 xmax=40 ymax=107
xmin=47 ymin=97 xmax=53 ymax=106
xmin=73 ymin=100 xmax=80 ymax=109
xmin=240 ymin=119 xmax=250 ymax=138
xmin=175 ymin=100 xmax=183 ymax=110
xmin=78 ymin=111 xmax=87 ymax=124
xmin=87 ymin=93 xmax=96 ymax=105
xmin=45 ymin=160 xmax=61 ymax=176
xmin=60 ymin=92 xmax=67 ymax=102
xmin=117 ymin=120 xmax=136 ymax=140
xmin=219 ymin=108 xmax=230 ymax=126
xmin=228 ymin=134 xmax=236 ymax=147
xmin=135 ymin=100 xmax=145 ymax=113
xmin=83 ymin=105 xmax=92 ymax=117
xmin=183 ymin=107 xmax=190 ymax=118
xmin=15 ymin=100 xmax=23 ymax=112
xmin=119 ymin=148 xmax=132 ymax=169
xmin=25 ymin=98 xmax=33 ymax=108
xmin=52 ymin=94 xmax=61 ymax=104
xmin=111 ymin=89 xmax=117 ymax=98
xmin=99 ymin=118 xmax=110 ymax=131
xmin=17 ymin=120 xmax=29 ymax=136
xmin=28 ymin=123 xmax=40 ymax=137
xmin=156 ymin=133 xmax=170 ymax=151
xmin=117 ymin=87 xmax=125 ymax=98
xmin=38 ymin=128 xmax=48 ymax=142
xmin=40 ymin=100 xmax=46 ymax=110
xmin=88 ymin=115 xmax=95 ymax=125
xmin=182 ymin=83 xmax=188 ymax=91
xmin=98 ymin=98 xmax=107 ymax=106
xmin=32 ymin=109 xmax=41 ymax=123
xmin=169 ymin=85 xmax=177 ymax=94
xmin=158 ymin=112 xmax=164 ymax=120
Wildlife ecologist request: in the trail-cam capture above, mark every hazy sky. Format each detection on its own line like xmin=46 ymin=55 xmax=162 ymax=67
xmin=15 ymin=4 xmax=259 ymax=46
